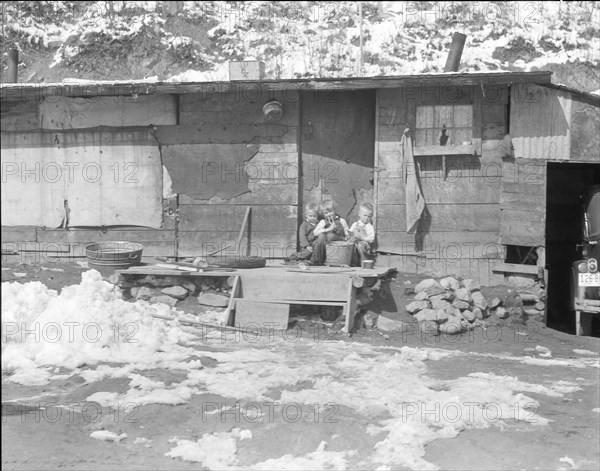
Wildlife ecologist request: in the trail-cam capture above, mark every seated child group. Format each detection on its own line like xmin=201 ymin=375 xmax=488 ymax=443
xmin=290 ymin=200 xmax=375 ymax=266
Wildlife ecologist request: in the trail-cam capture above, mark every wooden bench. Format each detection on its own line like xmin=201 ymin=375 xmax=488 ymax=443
xmin=115 ymin=265 xmax=394 ymax=334
xmin=232 ymin=270 xmax=359 ymax=333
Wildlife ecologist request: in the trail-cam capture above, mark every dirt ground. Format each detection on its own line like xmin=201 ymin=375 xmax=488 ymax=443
xmin=2 ymin=256 xmax=599 ymax=470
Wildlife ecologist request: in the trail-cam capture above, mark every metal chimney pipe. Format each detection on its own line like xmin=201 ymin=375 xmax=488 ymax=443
xmin=444 ymin=33 xmax=466 ymax=72
xmin=6 ymin=49 xmax=18 ymax=83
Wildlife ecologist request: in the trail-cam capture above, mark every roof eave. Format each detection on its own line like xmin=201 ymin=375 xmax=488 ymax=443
xmin=1 ymin=71 xmax=553 ymax=101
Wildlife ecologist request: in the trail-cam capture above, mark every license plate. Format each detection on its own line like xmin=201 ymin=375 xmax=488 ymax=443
xmin=579 ymin=272 xmax=600 ymax=287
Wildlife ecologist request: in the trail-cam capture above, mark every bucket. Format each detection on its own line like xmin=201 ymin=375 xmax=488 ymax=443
xmin=361 ymin=259 xmax=375 ymax=269
xmin=85 ymin=241 xmax=144 ymax=270
xmin=326 ymin=241 xmax=354 ymax=265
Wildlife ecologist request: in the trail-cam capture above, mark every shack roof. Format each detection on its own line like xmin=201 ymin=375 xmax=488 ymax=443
xmin=538 ymin=82 xmax=600 ymax=107
xmin=1 ymin=71 xmax=552 ymax=101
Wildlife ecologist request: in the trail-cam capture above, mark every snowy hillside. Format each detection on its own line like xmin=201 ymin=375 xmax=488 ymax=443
xmin=1 ymin=1 xmax=599 ymax=89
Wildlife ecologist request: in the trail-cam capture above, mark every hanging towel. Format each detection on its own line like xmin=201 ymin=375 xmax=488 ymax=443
xmin=401 ymin=129 xmax=426 ymax=233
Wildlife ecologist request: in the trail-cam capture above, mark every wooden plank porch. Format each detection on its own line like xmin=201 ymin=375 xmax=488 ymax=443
xmin=115 ymin=263 xmax=396 ymax=334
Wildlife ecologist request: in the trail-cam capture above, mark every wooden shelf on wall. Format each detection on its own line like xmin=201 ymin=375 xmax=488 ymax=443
xmin=413 ymin=144 xmax=477 ymax=181
xmin=413 ymin=144 xmax=476 ymax=156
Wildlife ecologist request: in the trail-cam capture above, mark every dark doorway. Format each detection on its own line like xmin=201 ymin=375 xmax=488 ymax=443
xmin=300 ymin=90 xmax=376 ymax=223
xmin=545 ymin=162 xmax=600 ymax=335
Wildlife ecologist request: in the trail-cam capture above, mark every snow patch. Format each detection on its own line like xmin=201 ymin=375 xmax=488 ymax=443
xmin=166 ymin=428 xmax=250 ymax=468
xmin=90 ymin=430 xmax=127 ymax=442
xmin=2 ymin=270 xmax=196 ymax=385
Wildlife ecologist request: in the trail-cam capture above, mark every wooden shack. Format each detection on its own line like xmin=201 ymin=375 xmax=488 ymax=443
xmin=2 ymin=72 xmax=599 ymax=325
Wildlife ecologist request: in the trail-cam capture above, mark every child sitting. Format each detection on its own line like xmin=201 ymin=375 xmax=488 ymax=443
xmin=297 ymin=202 xmax=319 ymax=260
xmin=349 ymin=203 xmax=375 ymax=265
xmin=285 ymin=203 xmax=319 ymax=262
xmin=309 ymin=200 xmax=350 ymax=266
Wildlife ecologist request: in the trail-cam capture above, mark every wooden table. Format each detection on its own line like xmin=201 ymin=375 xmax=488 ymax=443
xmin=115 ymin=264 xmax=396 ymax=334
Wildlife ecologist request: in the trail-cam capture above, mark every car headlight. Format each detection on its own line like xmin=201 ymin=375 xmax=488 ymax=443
xmin=578 ymin=262 xmax=588 ymax=273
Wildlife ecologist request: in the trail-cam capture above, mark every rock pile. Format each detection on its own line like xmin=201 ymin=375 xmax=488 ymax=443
xmin=403 ymin=275 xmax=548 ymax=334
xmin=110 ymin=273 xmax=235 ymax=309
xmin=405 ymin=276 xmax=503 ymax=334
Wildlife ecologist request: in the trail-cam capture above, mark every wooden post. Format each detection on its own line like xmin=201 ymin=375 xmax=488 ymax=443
xmin=6 ymin=49 xmax=18 ymax=83
xmin=444 ymin=33 xmax=467 ymax=72
xmin=237 ymin=206 xmax=252 ymax=257
xmin=343 ymin=278 xmax=358 ymax=334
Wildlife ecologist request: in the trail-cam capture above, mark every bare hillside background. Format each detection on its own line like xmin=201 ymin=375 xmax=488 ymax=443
xmin=1 ymin=1 xmax=599 ymax=90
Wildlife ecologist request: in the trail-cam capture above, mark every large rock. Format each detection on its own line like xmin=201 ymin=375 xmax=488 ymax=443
xmin=414 ymin=308 xmax=438 ymax=322
xmin=454 ymin=288 xmax=471 ymax=302
xmin=200 ymin=281 xmax=217 ymax=291
xmin=134 ymin=286 xmax=156 ymax=301
xmin=425 ymin=285 xmax=447 ymax=297
xmin=495 ymin=306 xmax=509 ymax=319
xmin=462 ymin=279 xmax=481 ymax=292
xmin=376 ymin=316 xmax=406 ymax=332
xmin=433 ymin=310 xmax=449 ymax=323
xmin=431 ymin=299 xmax=450 ymax=310
xmin=183 ymin=281 xmax=197 ymax=294
xmin=471 ymin=291 xmax=489 ymax=310
xmin=363 ymin=313 xmax=376 ymax=329
xmin=444 ymin=305 xmax=462 ymax=318
xmin=415 ymin=309 xmax=448 ymax=323
xmin=197 ymin=292 xmax=230 ymax=307
xmin=406 ymin=300 xmax=431 ymax=314
xmin=439 ymin=276 xmax=460 ymax=291
xmin=473 ymin=307 xmax=484 ymax=320
xmin=142 ymin=275 xmax=182 ymax=287
xmin=452 ymin=299 xmax=470 ymax=311
xmin=430 ymin=291 xmax=455 ymax=302
xmin=414 ymin=291 xmax=430 ymax=301
xmin=489 ymin=297 xmax=502 ymax=309
xmin=150 ymin=295 xmax=178 ymax=307
xmin=462 ymin=309 xmax=476 ymax=322
xmin=161 ymin=286 xmax=189 ymax=300
xmin=415 ymin=278 xmax=443 ymax=293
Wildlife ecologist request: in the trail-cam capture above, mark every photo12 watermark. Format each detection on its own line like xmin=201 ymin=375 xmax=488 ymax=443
xmin=1 ymin=161 xmax=140 ymax=185
xmin=400 ymin=400 xmax=540 ymax=424
xmin=201 ymin=401 xmax=339 ymax=424
xmin=2 ymin=321 xmax=140 ymax=344
xmin=2 ymin=401 xmax=139 ymax=424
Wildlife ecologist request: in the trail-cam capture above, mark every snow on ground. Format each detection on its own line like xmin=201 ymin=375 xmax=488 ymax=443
xmin=89 ymin=430 xmax=128 ymax=442
xmin=166 ymin=428 xmax=254 ymax=469
xmin=1 ymin=270 xmax=197 ymax=384
xmin=573 ymin=348 xmax=599 ymax=356
xmin=1 ymin=272 xmax=597 ymax=470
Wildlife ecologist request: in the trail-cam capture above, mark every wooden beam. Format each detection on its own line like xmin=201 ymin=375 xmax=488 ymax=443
xmin=1 ymin=72 xmax=553 ymax=101
xmin=224 ymin=275 xmax=240 ymax=326
xmin=413 ymin=144 xmax=475 ymax=156
xmin=237 ymin=207 xmax=252 ymax=257
xmin=491 ymin=262 xmax=540 ymax=275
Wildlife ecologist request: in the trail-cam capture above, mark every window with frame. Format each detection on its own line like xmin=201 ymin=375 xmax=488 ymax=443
xmin=415 ymin=104 xmax=473 ymax=147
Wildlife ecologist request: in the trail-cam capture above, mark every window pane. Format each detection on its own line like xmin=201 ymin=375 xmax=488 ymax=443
xmin=454 ymin=105 xmax=473 ymax=127
xmin=416 ymin=105 xmax=434 ymax=128
xmin=435 ymin=105 xmax=454 ymax=128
